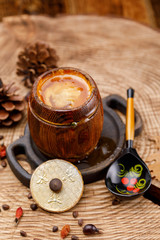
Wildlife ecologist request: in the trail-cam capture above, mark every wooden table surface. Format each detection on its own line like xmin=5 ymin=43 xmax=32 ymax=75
xmin=0 ymin=15 xmax=160 ymax=240
xmin=0 ymin=0 xmax=160 ymax=28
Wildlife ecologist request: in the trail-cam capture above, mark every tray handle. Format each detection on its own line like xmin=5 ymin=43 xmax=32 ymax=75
xmin=6 ymin=136 xmax=43 ymax=187
xmin=103 ymin=94 xmax=143 ymax=137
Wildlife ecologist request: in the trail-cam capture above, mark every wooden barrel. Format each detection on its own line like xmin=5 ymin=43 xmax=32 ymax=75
xmin=28 ymin=67 xmax=104 ymax=161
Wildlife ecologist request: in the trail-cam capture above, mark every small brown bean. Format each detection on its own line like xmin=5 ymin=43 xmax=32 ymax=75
xmin=27 ymin=192 xmax=32 ymax=199
xmin=2 ymin=204 xmax=10 ymax=210
xmin=0 ymin=135 xmax=4 ymax=140
xmin=1 ymin=160 xmax=7 ymax=168
xmin=52 ymin=226 xmax=58 ymax=232
xmin=78 ymin=218 xmax=83 ymax=226
xmin=71 ymin=235 xmax=79 ymax=240
xmin=73 ymin=211 xmax=78 ymax=218
xmin=20 ymin=230 xmax=27 ymax=237
xmin=30 ymin=203 xmax=38 ymax=211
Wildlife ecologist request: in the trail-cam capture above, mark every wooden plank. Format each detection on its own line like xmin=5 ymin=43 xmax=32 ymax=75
xmin=151 ymin=0 xmax=160 ymax=27
xmin=64 ymin=0 xmax=157 ymax=27
xmin=0 ymin=0 xmax=159 ymax=28
xmin=64 ymin=0 xmax=123 ymax=15
xmin=122 ymin=0 xmax=156 ymax=27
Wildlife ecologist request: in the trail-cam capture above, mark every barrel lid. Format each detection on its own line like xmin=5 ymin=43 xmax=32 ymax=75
xmin=30 ymin=159 xmax=84 ymax=212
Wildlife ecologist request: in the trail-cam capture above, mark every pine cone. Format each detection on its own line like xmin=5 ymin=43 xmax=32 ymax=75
xmin=16 ymin=41 xmax=59 ymax=88
xmin=0 ymin=78 xmax=25 ymax=127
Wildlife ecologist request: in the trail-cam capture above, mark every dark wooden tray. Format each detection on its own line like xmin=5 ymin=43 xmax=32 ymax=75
xmin=6 ymin=94 xmax=143 ymax=187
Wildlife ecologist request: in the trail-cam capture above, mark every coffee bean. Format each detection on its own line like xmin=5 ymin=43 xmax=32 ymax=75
xmin=30 ymin=203 xmax=38 ymax=211
xmin=49 ymin=178 xmax=62 ymax=192
xmin=52 ymin=226 xmax=58 ymax=232
xmin=78 ymin=218 xmax=83 ymax=226
xmin=20 ymin=230 xmax=27 ymax=237
xmin=2 ymin=204 xmax=10 ymax=210
xmin=71 ymin=235 xmax=79 ymax=240
xmin=1 ymin=160 xmax=7 ymax=168
xmin=73 ymin=211 xmax=78 ymax=218
xmin=27 ymin=192 xmax=32 ymax=199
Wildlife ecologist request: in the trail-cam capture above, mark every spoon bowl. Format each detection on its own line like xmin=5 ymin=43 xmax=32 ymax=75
xmin=106 ymin=148 xmax=151 ymax=199
xmin=105 ymin=88 xmax=151 ymax=199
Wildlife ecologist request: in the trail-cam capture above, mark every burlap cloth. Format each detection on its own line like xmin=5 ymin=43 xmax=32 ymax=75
xmin=0 ymin=15 xmax=160 ymax=239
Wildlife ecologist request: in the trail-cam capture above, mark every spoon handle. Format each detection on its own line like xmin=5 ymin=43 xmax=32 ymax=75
xmin=143 ymin=184 xmax=160 ymax=206
xmin=126 ymin=88 xmax=135 ymax=148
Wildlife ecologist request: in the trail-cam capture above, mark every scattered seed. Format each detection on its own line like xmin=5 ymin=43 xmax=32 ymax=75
xmin=30 ymin=203 xmax=38 ymax=211
xmin=0 ymin=135 xmax=4 ymax=140
xmin=2 ymin=204 xmax=10 ymax=210
xmin=73 ymin=211 xmax=78 ymax=218
xmin=52 ymin=226 xmax=58 ymax=232
xmin=78 ymin=218 xmax=83 ymax=226
xmin=27 ymin=192 xmax=32 ymax=199
xmin=112 ymin=198 xmax=121 ymax=205
xmin=20 ymin=230 xmax=27 ymax=237
xmin=71 ymin=235 xmax=79 ymax=240
xmin=1 ymin=160 xmax=7 ymax=168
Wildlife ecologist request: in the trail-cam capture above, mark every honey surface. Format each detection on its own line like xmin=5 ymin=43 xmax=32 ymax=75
xmin=38 ymin=74 xmax=91 ymax=109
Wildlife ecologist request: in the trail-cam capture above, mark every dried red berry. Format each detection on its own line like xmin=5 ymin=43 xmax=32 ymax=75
xmin=16 ymin=207 xmax=23 ymax=218
xmin=15 ymin=207 xmax=23 ymax=224
xmin=121 ymin=177 xmax=129 ymax=185
xmin=0 ymin=144 xmax=6 ymax=159
xmin=61 ymin=225 xmax=70 ymax=239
